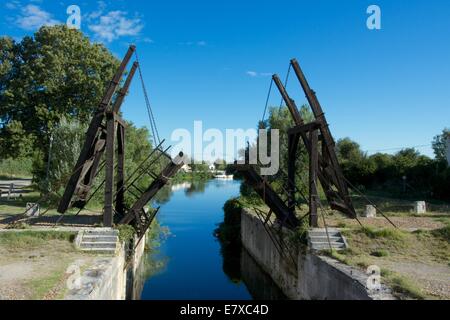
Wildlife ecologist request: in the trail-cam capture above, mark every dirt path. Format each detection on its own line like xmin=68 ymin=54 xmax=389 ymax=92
xmin=0 ymin=239 xmax=95 ymax=300
xmin=324 ymin=215 xmax=447 ymax=230
xmin=382 ymin=261 xmax=450 ymax=299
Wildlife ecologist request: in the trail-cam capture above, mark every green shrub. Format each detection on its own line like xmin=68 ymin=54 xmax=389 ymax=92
xmin=370 ymin=249 xmax=390 ymax=257
xmin=116 ymin=224 xmax=136 ymax=243
xmin=0 ymin=158 xmax=33 ymax=178
xmin=432 ymin=224 xmax=450 ymax=242
xmin=361 ymin=226 xmax=406 ymax=241
xmin=223 ymin=198 xmax=242 ymax=226
xmin=215 ymin=198 xmax=243 ymax=247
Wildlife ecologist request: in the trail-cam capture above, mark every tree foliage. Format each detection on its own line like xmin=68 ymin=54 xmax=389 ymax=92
xmin=432 ymin=128 xmax=450 ymax=163
xmin=336 ymin=137 xmax=450 ymax=201
xmin=0 ymin=25 xmax=119 ymax=159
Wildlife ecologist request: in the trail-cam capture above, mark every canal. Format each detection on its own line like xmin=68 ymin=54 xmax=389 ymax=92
xmin=137 ymin=179 xmax=286 ymax=300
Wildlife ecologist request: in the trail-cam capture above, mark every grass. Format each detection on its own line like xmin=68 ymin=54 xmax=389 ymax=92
xmin=371 ymin=249 xmax=390 ymax=257
xmin=389 ymin=275 xmax=427 ymax=300
xmin=0 ymin=230 xmax=91 ymax=300
xmin=432 ymin=224 xmax=450 ymax=242
xmin=0 ymin=184 xmax=103 ymax=220
xmin=0 ymin=231 xmax=76 ymax=249
xmin=359 ymin=226 xmax=406 ymax=241
xmin=325 ymin=224 xmax=450 ymax=299
xmin=27 ymin=268 xmax=68 ymax=300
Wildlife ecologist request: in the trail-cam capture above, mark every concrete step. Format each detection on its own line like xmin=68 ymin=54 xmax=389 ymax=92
xmin=77 ymin=247 xmax=117 ymax=253
xmin=309 ymin=236 xmax=343 ymax=242
xmin=83 ymin=230 xmax=119 ymax=236
xmin=308 ymin=228 xmax=348 ymax=251
xmin=74 ymin=229 xmax=119 ymax=254
xmin=79 ymin=242 xmax=117 ymax=249
xmin=308 ymin=231 xmax=341 ymax=237
xmin=311 ymin=243 xmax=346 ymax=250
xmin=82 ymin=235 xmax=118 ymax=242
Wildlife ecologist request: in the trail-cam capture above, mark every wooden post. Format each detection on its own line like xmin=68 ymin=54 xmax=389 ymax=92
xmin=104 ymin=112 xmax=116 ymax=227
xmin=115 ymin=123 xmax=125 ymax=216
xmin=309 ymin=129 xmax=319 ymax=227
xmin=287 ymin=133 xmax=299 ymax=215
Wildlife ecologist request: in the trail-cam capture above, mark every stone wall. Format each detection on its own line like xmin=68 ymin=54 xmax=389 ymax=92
xmin=65 ymin=233 xmax=147 ymax=300
xmin=241 ymin=209 xmax=394 ymax=300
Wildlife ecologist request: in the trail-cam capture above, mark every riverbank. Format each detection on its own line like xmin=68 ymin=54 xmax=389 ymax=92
xmin=240 ymin=209 xmax=395 ymax=300
xmin=0 ymin=227 xmax=147 ymax=300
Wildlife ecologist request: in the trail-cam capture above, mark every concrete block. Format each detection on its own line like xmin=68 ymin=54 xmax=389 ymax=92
xmin=415 ymin=201 xmax=426 ymax=214
xmin=363 ymin=205 xmax=377 ymax=218
xmin=25 ymin=203 xmax=40 ymax=217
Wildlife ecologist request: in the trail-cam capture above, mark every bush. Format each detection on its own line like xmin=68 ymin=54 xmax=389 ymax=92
xmin=432 ymin=224 xmax=450 ymax=242
xmin=116 ymin=224 xmax=136 ymax=243
xmin=370 ymin=249 xmax=390 ymax=257
xmin=215 ymin=198 xmax=243 ymax=247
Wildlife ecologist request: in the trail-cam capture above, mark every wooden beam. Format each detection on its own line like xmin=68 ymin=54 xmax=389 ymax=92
xmin=287 ymin=133 xmax=300 ymax=215
xmin=113 ymin=62 xmax=138 ymax=113
xmin=115 ymin=124 xmax=125 ymax=216
xmin=273 ymin=75 xmax=304 ymax=125
xmin=287 ymin=121 xmax=321 ymax=136
xmin=119 ymin=153 xmax=185 ymax=226
xmin=309 ymin=129 xmax=319 ymax=227
xmin=104 ymin=112 xmax=116 ymax=227
xmin=236 ymin=164 xmax=299 ymax=229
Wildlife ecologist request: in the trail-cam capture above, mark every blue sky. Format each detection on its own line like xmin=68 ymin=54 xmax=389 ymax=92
xmin=1 ymin=0 xmax=449 ymax=159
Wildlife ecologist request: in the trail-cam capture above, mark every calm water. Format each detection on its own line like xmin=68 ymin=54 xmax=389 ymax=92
xmin=140 ymin=179 xmax=251 ymax=300
xmin=138 ymin=179 xmax=286 ymax=300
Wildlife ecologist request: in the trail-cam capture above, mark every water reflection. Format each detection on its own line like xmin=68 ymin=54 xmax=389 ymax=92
xmin=133 ymin=180 xmax=285 ymax=300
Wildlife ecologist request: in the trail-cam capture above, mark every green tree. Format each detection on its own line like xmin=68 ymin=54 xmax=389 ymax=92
xmin=41 ymin=117 xmax=88 ymax=194
xmin=432 ymin=128 xmax=450 ymax=162
xmin=245 ymin=105 xmax=313 ymax=199
xmin=0 ymin=25 xmax=119 ymax=160
xmin=336 ymin=138 xmax=375 ymax=187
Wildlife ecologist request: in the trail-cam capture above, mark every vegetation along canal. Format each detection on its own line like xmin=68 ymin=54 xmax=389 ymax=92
xmin=137 ymin=179 xmax=285 ymax=300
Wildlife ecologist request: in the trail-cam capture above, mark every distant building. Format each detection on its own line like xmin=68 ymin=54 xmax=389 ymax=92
xmin=180 ymin=164 xmax=192 ymax=173
xmin=446 ymin=136 xmax=450 ymax=166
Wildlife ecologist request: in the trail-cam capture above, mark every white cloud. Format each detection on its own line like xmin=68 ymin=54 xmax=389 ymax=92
xmin=246 ymin=71 xmax=272 ymax=78
xmin=5 ymin=1 xmax=20 ymax=10
xmin=16 ymin=4 xmax=60 ymax=31
xmin=179 ymin=40 xmax=208 ymax=47
xmin=87 ymin=1 xmax=107 ymax=21
xmin=88 ymin=10 xmax=144 ymax=42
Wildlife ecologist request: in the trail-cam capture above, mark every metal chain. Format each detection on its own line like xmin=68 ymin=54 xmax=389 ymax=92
xmin=279 ymin=63 xmax=292 ymax=109
xmin=134 ymin=50 xmax=161 ymax=146
xmin=261 ymin=79 xmax=273 ymax=124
